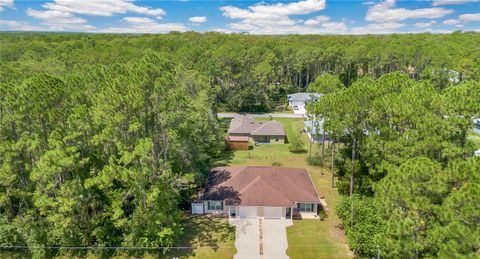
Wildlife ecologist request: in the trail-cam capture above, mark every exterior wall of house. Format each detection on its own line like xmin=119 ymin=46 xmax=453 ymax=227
xmin=251 ymin=135 xmax=285 ymax=144
xmin=295 ymin=202 xmax=320 ymax=219
xmin=200 ymin=203 xmax=294 ymax=221
xmin=203 ymin=200 xmax=228 ymax=214
xmin=289 ymin=100 xmax=306 ymax=107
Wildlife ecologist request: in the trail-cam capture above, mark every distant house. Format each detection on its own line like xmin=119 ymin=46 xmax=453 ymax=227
xmin=474 ymin=118 xmax=480 ymax=134
xmin=227 ymin=115 xmax=285 ymax=144
xmin=304 ymin=119 xmax=329 ymax=143
xmin=287 ymin=93 xmax=322 ymax=115
xmin=475 ymin=149 xmax=480 ymax=157
xmin=191 ymin=166 xmax=322 ymax=220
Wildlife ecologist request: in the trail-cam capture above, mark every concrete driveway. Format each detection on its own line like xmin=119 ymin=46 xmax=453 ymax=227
xmin=229 ymin=219 xmax=292 ymax=259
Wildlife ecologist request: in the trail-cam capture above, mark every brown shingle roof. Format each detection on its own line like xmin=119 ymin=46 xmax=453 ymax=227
xmin=202 ymin=166 xmax=321 ymax=206
xmin=227 ymin=115 xmax=285 ymax=136
xmin=226 ymin=136 xmax=249 ymax=142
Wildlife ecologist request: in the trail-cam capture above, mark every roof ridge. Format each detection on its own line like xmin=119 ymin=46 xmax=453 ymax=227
xmin=239 ymin=172 xmax=294 ymax=205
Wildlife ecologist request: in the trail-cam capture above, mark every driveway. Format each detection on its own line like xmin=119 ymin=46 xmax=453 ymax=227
xmin=229 ymin=219 xmax=292 ymax=259
xmin=217 ymin=113 xmax=305 ymax=119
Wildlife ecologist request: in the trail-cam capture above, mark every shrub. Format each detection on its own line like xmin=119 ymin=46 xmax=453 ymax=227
xmin=306 ymin=154 xmax=323 ymax=166
xmin=288 ymin=134 xmax=306 ymax=153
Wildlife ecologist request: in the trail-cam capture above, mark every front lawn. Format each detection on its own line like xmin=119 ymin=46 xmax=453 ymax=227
xmin=165 ymin=215 xmax=236 ymax=259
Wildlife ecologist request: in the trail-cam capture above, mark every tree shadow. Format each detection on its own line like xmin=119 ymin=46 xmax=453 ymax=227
xmin=164 ymin=215 xmax=236 ymax=258
xmin=213 ymin=150 xmax=235 ymax=166
xmin=203 ymin=169 xmax=241 ymax=206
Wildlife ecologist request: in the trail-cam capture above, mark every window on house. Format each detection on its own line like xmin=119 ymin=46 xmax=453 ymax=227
xmin=297 ymin=203 xmax=315 ymax=212
xmin=208 ymin=201 xmax=223 ymax=211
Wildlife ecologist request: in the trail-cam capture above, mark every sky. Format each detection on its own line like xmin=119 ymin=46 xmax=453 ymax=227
xmin=0 ymin=0 xmax=479 ymax=34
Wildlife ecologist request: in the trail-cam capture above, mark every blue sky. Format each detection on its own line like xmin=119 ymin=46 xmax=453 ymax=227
xmin=0 ymin=0 xmax=479 ymax=34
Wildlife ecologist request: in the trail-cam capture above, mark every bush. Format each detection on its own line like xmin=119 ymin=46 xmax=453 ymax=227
xmin=306 ymin=154 xmax=323 ymax=166
xmin=288 ymin=134 xmax=306 ymax=153
xmin=272 ymin=161 xmax=282 ymax=166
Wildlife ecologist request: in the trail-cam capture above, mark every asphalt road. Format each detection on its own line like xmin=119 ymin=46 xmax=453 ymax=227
xmin=217 ymin=113 xmax=306 ymax=118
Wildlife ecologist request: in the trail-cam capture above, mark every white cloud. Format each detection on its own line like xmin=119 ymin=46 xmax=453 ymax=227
xmin=415 ymin=20 xmax=437 ymax=28
xmin=459 ymin=13 xmax=480 ymax=22
xmin=188 ymin=16 xmax=207 ymax=23
xmin=26 ymin=8 xmax=96 ymax=31
xmin=0 ymin=0 xmax=13 ymax=11
xmin=350 ymin=22 xmax=405 ymax=34
xmin=304 ymin=15 xmax=330 ymax=26
xmin=26 ymin=0 xmax=167 ymax=31
xmin=220 ymin=0 xmax=336 ymax=34
xmin=99 ymin=16 xmax=188 ymax=33
xmin=0 ymin=20 xmax=44 ymax=31
xmin=42 ymin=0 xmax=165 ymax=17
xmin=432 ymin=0 xmax=478 ymax=6
xmin=443 ymin=19 xmax=460 ymax=25
xmin=366 ymin=0 xmax=453 ymax=22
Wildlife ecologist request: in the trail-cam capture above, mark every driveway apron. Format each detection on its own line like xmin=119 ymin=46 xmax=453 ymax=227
xmin=230 ymin=218 xmax=292 ymax=259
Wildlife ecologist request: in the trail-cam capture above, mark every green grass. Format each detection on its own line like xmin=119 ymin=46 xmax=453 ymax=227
xmin=222 ymin=118 xmax=352 ymax=259
xmin=165 ymin=215 xmax=237 ymax=259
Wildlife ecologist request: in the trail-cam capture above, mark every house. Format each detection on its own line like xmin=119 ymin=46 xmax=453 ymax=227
xmin=475 ymin=149 xmax=480 ymax=157
xmin=191 ymin=166 xmax=322 ymax=220
xmin=227 ymin=115 xmax=285 ymax=144
xmin=287 ymin=92 xmax=322 ymax=115
xmin=304 ymin=119 xmax=329 ymax=143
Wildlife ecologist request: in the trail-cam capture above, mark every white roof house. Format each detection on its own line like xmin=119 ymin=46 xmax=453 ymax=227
xmin=287 ymin=93 xmax=322 ymax=115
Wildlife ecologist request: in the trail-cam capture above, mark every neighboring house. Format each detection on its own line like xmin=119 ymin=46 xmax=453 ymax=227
xmin=473 ymin=118 xmax=480 ymax=134
xmin=191 ymin=166 xmax=322 ymax=220
xmin=304 ymin=119 xmax=329 ymax=143
xmin=227 ymin=115 xmax=285 ymax=144
xmin=475 ymin=149 xmax=480 ymax=157
xmin=287 ymin=93 xmax=322 ymax=115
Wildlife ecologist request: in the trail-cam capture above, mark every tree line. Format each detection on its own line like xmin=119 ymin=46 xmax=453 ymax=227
xmin=309 ymin=72 xmax=480 ymax=258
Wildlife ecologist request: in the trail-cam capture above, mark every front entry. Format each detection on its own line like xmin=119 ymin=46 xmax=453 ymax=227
xmin=265 ymin=207 xmax=282 ymax=219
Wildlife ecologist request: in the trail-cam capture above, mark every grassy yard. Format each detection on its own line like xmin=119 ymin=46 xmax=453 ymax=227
xmin=165 ymin=215 xmax=236 ymax=259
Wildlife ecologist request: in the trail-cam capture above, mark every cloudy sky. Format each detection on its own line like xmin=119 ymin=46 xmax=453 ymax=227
xmin=0 ymin=0 xmax=479 ymax=34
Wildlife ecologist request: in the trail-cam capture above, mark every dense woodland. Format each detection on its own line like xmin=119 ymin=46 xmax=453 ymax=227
xmin=0 ymin=32 xmax=479 ymax=258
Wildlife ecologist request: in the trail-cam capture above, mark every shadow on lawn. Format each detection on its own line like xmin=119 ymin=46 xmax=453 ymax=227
xmin=213 ymin=150 xmax=235 ymax=167
xmin=165 ymin=215 xmax=236 ymax=258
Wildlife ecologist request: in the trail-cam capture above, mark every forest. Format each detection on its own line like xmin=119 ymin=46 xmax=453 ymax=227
xmin=0 ymin=32 xmax=479 ymax=258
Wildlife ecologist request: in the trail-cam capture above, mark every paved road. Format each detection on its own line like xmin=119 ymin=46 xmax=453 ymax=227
xmin=218 ymin=113 xmax=306 ymax=118
xmin=230 ymin=218 xmax=292 ymax=259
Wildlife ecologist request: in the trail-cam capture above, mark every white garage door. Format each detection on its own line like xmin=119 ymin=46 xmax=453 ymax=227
xmin=238 ymin=206 xmax=258 ymax=219
xmin=265 ymin=207 xmax=283 ymax=219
